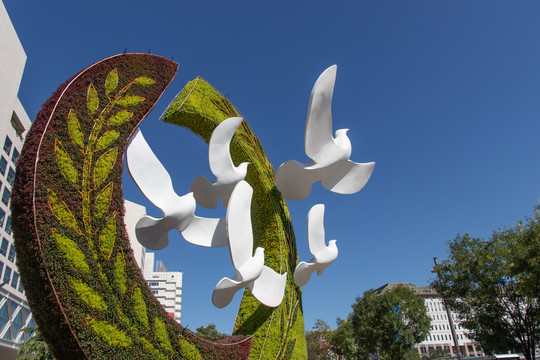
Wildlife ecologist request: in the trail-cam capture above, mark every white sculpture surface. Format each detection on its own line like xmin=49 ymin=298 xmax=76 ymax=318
xmin=293 ymin=204 xmax=338 ymax=287
xmin=191 ymin=117 xmax=249 ymax=208
xmin=126 ymin=129 xmax=228 ymax=250
xmin=275 ymin=65 xmax=375 ymax=200
xmin=212 ymin=180 xmax=287 ymax=308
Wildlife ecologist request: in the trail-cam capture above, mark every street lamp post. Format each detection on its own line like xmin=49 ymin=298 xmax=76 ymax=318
xmin=432 ymin=257 xmax=462 ymax=360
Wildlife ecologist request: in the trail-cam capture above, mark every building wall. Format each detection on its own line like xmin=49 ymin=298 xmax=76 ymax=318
xmin=124 ymin=200 xmax=183 ymax=324
xmin=0 ymin=2 xmax=34 ymax=359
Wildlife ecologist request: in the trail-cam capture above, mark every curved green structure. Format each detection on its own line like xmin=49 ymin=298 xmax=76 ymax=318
xmin=12 ymin=54 xmax=253 ymax=359
xmin=162 ymin=78 xmax=307 ymax=359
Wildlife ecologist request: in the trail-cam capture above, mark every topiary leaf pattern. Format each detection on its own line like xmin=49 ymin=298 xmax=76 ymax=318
xmin=87 ymin=83 xmax=99 ymax=115
xmin=53 ymin=231 xmax=90 ymax=273
xmin=55 ymin=139 xmax=78 ymax=186
xmin=70 ymin=277 xmax=107 ymax=311
xmin=96 ymin=131 xmax=119 ymax=151
xmin=105 ymin=68 xmax=119 ymax=95
xmin=118 ymin=96 xmax=145 ymax=107
xmin=47 ymin=189 xmax=81 ymax=234
xmin=67 ymin=110 xmax=85 ymax=149
xmin=93 ymin=148 xmax=117 ymax=188
xmin=108 ymin=110 xmax=133 ymax=125
xmin=87 ymin=319 xmax=132 ymax=348
xmin=12 ymin=54 xmax=254 ymax=360
xmin=94 ymin=182 xmax=113 ymax=219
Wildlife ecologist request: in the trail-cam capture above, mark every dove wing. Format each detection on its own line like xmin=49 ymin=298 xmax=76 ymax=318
xmin=126 ymin=129 xmax=177 ymax=208
xmin=305 ymin=65 xmax=340 ymax=162
xmin=209 ymin=117 xmax=243 ymax=182
xmin=321 ymin=160 xmax=375 ymax=194
xmin=307 ymin=204 xmax=327 ymax=256
xmin=249 ymin=266 xmax=287 ymax=308
xmin=226 ymin=180 xmax=254 ymax=270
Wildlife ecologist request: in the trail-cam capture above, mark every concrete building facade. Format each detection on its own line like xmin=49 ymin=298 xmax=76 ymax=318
xmin=0 ymin=1 xmax=34 ymax=358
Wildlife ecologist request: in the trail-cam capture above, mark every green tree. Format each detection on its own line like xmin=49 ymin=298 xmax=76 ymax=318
xmin=17 ymin=327 xmax=55 ymax=360
xmin=195 ymin=323 xmax=227 ymax=340
xmin=306 ymin=319 xmax=336 ymax=360
xmin=432 ymin=208 xmax=540 ymax=360
xmin=346 ymin=285 xmax=430 ymax=360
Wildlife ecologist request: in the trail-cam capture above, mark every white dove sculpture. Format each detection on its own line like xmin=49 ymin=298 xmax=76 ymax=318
xmin=212 ymin=180 xmax=287 ymax=309
xmin=293 ymin=204 xmax=338 ymax=287
xmin=191 ymin=117 xmax=249 ymax=208
xmin=275 ymin=65 xmax=375 ymax=200
xmin=126 ymin=129 xmax=228 ymax=250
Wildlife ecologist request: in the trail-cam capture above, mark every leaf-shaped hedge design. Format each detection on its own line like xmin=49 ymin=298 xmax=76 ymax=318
xmin=99 ymin=212 xmax=116 ymax=259
xmin=87 ymin=319 xmax=132 ymax=348
xmin=134 ymin=76 xmax=155 ymax=86
xmin=118 ymin=96 xmax=145 ymax=107
xmin=87 ymin=83 xmax=99 ymax=115
xmin=70 ymin=277 xmax=107 ymax=311
xmin=96 ymin=131 xmax=119 ymax=151
xmin=105 ymin=68 xmax=118 ymax=95
xmin=133 ymin=286 xmax=149 ymax=330
xmin=108 ymin=110 xmax=133 ymax=125
xmin=53 ymin=231 xmax=90 ymax=273
xmin=67 ymin=110 xmax=85 ymax=149
xmin=95 ymin=182 xmax=113 ymax=219
xmin=47 ymin=189 xmax=81 ymax=234
xmin=93 ymin=148 xmax=117 ymax=188
xmin=55 ymin=139 xmax=78 ymax=186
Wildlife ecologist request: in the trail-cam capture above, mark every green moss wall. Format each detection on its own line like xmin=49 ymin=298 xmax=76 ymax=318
xmin=162 ymin=78 xmax=308 ymax=359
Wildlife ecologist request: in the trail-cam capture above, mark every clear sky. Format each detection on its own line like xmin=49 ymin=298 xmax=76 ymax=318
xmin=5 ymin=0 xmax=540 ymax=334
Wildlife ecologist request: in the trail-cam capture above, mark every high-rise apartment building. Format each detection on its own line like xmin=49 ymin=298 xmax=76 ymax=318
xmin=0 ymin=1 xmax=34 ymax=358
xmin=124 ymin=200 xmax=183 ymax=324
xmin=375 ymin=283 xmax=484 ymax=358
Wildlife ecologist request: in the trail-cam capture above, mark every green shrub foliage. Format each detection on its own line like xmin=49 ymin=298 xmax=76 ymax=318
xmin=162 ymin=78 xmax=307 ymax=359
xmin=12 ymin=54 xmax=252 ymax=359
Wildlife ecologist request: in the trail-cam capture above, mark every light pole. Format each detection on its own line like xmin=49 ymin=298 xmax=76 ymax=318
xmin=432 ymin=257 xmax=462 ymax=360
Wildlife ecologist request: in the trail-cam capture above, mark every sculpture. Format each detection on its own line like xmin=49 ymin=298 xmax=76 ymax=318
xmin=11 ymin=54 xmax=374 ymax=359
xmin=126 ymin=129 xmax=227 ymax=250
xmin=190 ymin=116 xmax=249 ymax=208
xmin=293 ymin=204 xmax=338 ymax=287
xmin=212 ymin=180 xmax=287 ymax=308
xmin=275 ymin=65 xmax=375 ymax=200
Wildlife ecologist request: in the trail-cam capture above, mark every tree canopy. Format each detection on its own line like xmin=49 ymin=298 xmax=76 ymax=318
xmin=195 ymin=324 xmax=228 ymax=340
xmin=432 ymin=207 xmax=540 ymax=360
xmin=330 ymin=285 xmax=430 ymax=360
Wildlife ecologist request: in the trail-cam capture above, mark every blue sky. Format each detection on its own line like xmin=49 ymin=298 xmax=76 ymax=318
xmin=5 ymin=1 xmax=540 ymax=334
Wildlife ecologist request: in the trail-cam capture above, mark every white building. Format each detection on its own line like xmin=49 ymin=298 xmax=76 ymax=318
xmin=124 ymin=200 xmax=183 ymax=324
xmin=375 ymin=283 xmax=484 ymax=358
xmin=0 ymin=1 xmax=34 ymax=358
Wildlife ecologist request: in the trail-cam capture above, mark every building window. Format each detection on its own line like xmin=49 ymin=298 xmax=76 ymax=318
xmin=2 ymin=188 xmax=10 ymax=206
xmin=10 ymin=272 xmax=18 ymax=289
xmin=4 ymin=216 xmax=11 ymax=235
xmin=148 ymin=281 xmax=159 ymax=287
xmin=152 ymin=290 xmax=158 ymax=295
xmin=0 ymin=209 xmax=5 ymax=228
xmin=3 ymin=266 xmax=11 ymax=284
xmin=17 ymin=280 xmax=23 ymax=293
xmin=7 ymin=245 xmax=15 ymax=262
xmin=12 ymin=148 xmax=19 ymax=164
xmin=0 ymin=157 xmax=7 ymax=176
xmin=0 ymin=260 xmax=3 ymax=278
xmin=6 ymin=168 xmax=14 ymax=186
xmin=0 ymin=238 xmax=8 ymax=256
xmin=3 ymin=136 xmax=12 ymax=156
